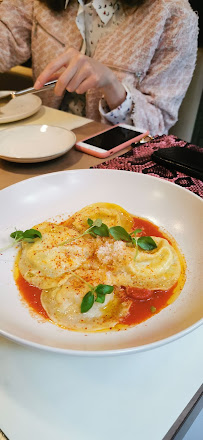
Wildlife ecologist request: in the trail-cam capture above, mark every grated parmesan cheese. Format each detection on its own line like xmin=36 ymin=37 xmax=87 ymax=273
xmin=96 ymin=240 xmax=126 ymax=264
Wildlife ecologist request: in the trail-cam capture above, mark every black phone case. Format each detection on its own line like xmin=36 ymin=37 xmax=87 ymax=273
xmin=152 ymin=147 xmax=203 ymax=181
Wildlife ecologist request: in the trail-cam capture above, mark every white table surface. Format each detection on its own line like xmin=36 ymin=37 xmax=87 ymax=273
xmin=0 ymin=326 xmax=202 ymax=440
xmin=0 ymin=105 xmax=202 ymax=440
xmin=0 ymin=104 xmax=92 ymax=132
xmin=0 ymin=105 xmax=111 ymax=190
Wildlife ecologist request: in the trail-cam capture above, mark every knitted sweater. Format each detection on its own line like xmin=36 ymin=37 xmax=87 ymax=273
xmin=0 ymin=0 xmax=198 ymax=135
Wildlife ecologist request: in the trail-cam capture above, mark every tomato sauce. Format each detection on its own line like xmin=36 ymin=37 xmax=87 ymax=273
xmin=15 ymin=215 xmax=184 ymax=329
xmin=16 ymin=272 xmax=48 ymax=319
xmin=132 ymin=216 xmax=166 ymax=239
xmin=120 ymin=284 xmax=177 ymax=326
xmin=16 ymin=270 xmax=177 ymax=328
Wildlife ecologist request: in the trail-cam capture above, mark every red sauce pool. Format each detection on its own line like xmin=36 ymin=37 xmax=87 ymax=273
xmin=132 ymin=217 xmax=166 ymax=239
xmin=16 ymin=271 xmax=177 ymax=327
xmin=16 ymin=272 xmax=48 ymax=319
xmin=120 ymin=284 xmax=177 ymax=326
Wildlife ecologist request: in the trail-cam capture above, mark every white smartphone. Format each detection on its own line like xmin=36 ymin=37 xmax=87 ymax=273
xmin=75 ymin=123 xmax=149 ymax=158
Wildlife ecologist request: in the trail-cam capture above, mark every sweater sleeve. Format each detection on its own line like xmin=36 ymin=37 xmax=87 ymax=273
xmin=0 ymin=0 xmax=33 ymax=72
xmin=125 ymin=8 xmax=198 ymax=136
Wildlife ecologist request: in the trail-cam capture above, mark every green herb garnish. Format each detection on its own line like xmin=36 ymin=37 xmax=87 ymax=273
xmin=109 ymin=226 xmax=157 ymax=259
xmin=150 ymin=306 xmax=157 ymax=313
xmin=109 ymin=226 xmax=132 ymax=242
xmin=137 ymin=236 xmax=157 ymax=251
xmin=81 ymin=283 xmax=113 ymax=313
xmin=95 ymin=292 xmax=106 ymax=303
xmin=60 ymin=218 xmax=109 ymax=246
xmin=81 ymin=291 xmax=95 ymax=313
xmin=67 ymin=270 xmax=113 ymax=313
xmin=0 ymin=229 xmax=42 ymax=252
xmin=60 ymin=218 xmax=157 ymax=259
xmin=88 ymin=218 xmax=109 ymax=238
xmin=95 ymin=284 xmax=114 ymax=295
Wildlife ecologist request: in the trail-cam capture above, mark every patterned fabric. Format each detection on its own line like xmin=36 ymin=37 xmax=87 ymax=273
xmin=99 ymin=84 xmax=133 ymax=125
xmin=60 ymin=0 xmax=132 ymax=124
xmin=93 ymin=135 xmax=203 ymax=197
xmin=76 ymin=0 xmax=123 ymax=55
xmin=0 ymin=0 xmax=198 ymax=135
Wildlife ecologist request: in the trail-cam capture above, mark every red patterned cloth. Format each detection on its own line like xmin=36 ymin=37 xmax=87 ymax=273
xmin=93 ymin=135 xmax=203 ymax=198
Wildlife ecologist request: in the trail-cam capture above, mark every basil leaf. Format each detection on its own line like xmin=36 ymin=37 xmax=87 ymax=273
xmin=89 ymin=231 xmax=97 ymax=238
xmin=87 ymin=218 xmax=93 ymax=227
xmin=23 ymin=229 xmax=42 ymax=240
xmin=130 ymin=228 xmax=142 ymax=236
xmin=93 ymin=219 xmax=102 ymax=227
xmin=91 ymin=223 xmax=109 ymax=237
xmin=10 ymin=230 xmax=24 ymax=241
xmin=95 ymin=284 xmax=114 ymax=295
xmin=109 ymin=226 xmax=132 ymax=242
xmin=137 ymin=236 xmax=157 ymax=251
xmin=133 ymin=243 xmax=139 ymax=261
xmin=81 ymin=291 xmax=94 ymax=313
xmin=96 ymin=293 xmax=105 ymax=303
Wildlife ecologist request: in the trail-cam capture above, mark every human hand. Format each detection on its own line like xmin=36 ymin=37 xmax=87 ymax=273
xmin=34 ymin=47 xmax=126 ymax=110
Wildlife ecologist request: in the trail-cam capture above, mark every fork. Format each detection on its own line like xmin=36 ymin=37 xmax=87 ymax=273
xmin=0 ymin=80 xmax=57 ymax=107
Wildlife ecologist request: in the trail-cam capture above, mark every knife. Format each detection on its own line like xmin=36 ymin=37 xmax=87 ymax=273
xmin=0 ymin=80 xmax=57 ymax=107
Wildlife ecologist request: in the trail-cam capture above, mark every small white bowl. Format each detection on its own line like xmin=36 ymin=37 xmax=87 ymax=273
xmin=0 ymin=91 xmax=42 ymax=124
xmin=0 ymin=124 xmax=76 ymax=163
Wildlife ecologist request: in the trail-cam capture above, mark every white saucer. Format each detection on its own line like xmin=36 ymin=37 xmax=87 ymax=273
xmin=0 ymin=124 xmax=76 ymax=163
xmin=0 ymin=90 xmax=42 ymax=124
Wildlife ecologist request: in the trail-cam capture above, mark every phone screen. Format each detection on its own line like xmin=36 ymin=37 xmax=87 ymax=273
xmin=83 ymin=127 xmax=142 ymax=150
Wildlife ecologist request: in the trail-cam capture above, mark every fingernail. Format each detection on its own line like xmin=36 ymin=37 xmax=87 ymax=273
xmin=34 ymin=80 xmax=41 ymax=89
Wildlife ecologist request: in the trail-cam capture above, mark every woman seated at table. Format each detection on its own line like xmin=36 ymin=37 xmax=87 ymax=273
xmin=0 ymin=0 xmax=198 ymax=136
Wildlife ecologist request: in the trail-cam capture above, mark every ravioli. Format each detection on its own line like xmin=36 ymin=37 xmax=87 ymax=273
xmin=41 ymin=277 xmax=131 ymax=331
xmin=16 ymin=203 xmax=186 ymax=332
xmin=18 ymin=222 xmax=95 ymax=289
xmin=95 ymin=237 xmax=181 ymax=290
xmin=63 ymin=202 xmax=133 ymax=232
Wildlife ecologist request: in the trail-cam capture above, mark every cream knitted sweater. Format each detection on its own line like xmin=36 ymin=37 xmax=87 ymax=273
xmin=0 ymin=0 xmax=198 ymax=135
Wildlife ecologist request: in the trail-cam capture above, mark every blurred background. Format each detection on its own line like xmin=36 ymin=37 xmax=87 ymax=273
xmin=0 ymin=0 xmax=202 ymax=145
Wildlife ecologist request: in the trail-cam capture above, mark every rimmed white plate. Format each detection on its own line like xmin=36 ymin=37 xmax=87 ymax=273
xmin=0 ymin=90 xmax=42 ymax=124
xmin=0 ymin=124 xmax=76 ymax=163
xmin=0 ymin=170 xmax=202 ymax=355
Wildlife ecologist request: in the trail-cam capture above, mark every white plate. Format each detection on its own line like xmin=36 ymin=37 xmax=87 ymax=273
xmin=0 ymin=90 xmax=42 ymax=124
xmin=0 ymin=170 xmax=202 ymax=355
xmin=0 ymin=125 xmax=76 ymax=163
